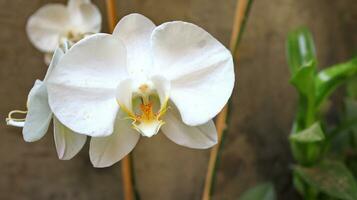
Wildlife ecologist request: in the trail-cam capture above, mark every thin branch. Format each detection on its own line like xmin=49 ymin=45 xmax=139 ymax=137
xmin=202 ymin=0 xmax=253 ymax=199
xmin=121 ymin=155 xmax=135 ymax=200
xmin=106 ymin=0 xmax=118 ymax=32
xmin=229 ymin=0 xmax=250 ymax=52
xmin=105 ymin=1 xmax=135 ymax=200
xmin=202 ymin=107 xmax=228 ymax=200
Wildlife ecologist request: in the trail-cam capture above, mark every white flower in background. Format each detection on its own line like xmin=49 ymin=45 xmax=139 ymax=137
xmin=6 ymin=44 xmax=86 ymax=160
xmin=47 ymin=13 xmax=235 ymax=167
xmin=26 ymin=0 xmax=101 ymax=64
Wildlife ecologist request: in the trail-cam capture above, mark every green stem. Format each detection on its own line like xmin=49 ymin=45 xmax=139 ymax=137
xmin=306 ymin=97 xmax=316 ymax=127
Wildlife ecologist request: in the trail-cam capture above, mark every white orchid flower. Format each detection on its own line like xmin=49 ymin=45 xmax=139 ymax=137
xmin=26 ymin=0 xmax=101 ymax=64
xmin=6 ymin=44 xmax=86 ymax=160
xmin=47 ymin=13 xmax=235 ymax=167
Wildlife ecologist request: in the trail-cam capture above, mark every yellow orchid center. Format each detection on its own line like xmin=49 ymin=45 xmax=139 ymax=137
xmin=120 ymin=83 xmax=168 ymax=137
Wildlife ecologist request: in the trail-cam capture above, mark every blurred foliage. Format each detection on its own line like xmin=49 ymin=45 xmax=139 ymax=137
xmin=290 ymin=122 xmax=325 ymax=143
xmin=239 ymin=27 xmax=357 ymax=200
xmin=286 ymin=27 xmax=357 ymax=200
xmin=238 ymin=182 xmax=276 ymax=200
xmin=294 ymin=160 xmax=357 ymax=200
xmin=315 ymin=58 xmax=357 ymax=107
xmin=347 ymin=77 xmax=357 ymax=99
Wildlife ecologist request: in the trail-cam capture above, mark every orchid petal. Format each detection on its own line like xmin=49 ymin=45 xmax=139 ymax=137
xmin=70 ymin=2 xmax=101 ymax=33
xmin=43 ymin=47 xmax=65 ymax=82
xmin=151 ymin=21 xmax=234 ymax=126
xmin=48 ymin=85 xmax=119 ymax=137
xmin=113 ymin=13 xmax=156 ymax=77
xmin=89 ymin=112 xmax=140 ymax=168
xmin=53 ymin=117 xmax=87 ymax=160
xmin=47 ymin=34 xmax=127 ymax=137
xmin=150 ymin=75 xmax=170 ymax=110
xmin=162 ymin=104 xmax=217 ymax=149
xmin=26 ymin=4 xmax=70 ymax=52
xmin=116 ymin=78 xmax=133 ymax=114
xmin=23 ymin=80 xmax=52 ymax=142
xmin=48 ymin=34 xmax=127 ymax=89
xmin=67 ymin=0 xmax=90 ymax=12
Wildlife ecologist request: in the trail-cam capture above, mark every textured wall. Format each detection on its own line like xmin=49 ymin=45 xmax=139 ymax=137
xmin=0 ymin=0 xmax=356 ymax=199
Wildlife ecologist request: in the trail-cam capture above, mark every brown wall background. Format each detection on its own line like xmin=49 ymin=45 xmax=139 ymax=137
xmin=0 ymin=0 xmax=356 ymax=199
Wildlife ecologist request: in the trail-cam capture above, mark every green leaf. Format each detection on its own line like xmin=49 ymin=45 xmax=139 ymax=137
xmin=286 ymin=27 xmax=317 ymax=75
xmin=290 ymin=64 xmax=316 ymax=98
xmin=289 ymin=66 xmax=322 ymax=165
xmin=347 ymin=77 xmax=357 ymax=99
xmin=346 ymin=159 xmax=357 ymax=180
xmin=292 ymin=171 xmax=306 ymax=195
xmin=239 ymin=182 xmax=276 ymax=200
xmin=290 ymin=122 xmax=325 ymax=165
xmin=294 ymin=160 xmax=357 ymax=200
xmin=290 ymin=122 xmax=325 ymax=143
xmin=315 ymin=57 xmax=357 ymax=107
xmin=287 ymin=27 xmax=318 ymax=131
xmin=290 ymin=64 xmax=317 ymax=129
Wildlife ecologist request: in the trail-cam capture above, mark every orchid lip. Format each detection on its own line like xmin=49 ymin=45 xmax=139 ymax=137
xmin=132 ymin=119 xmax=164 ymax=137
xmin=117 ymin=82 xmax=168 ymax=137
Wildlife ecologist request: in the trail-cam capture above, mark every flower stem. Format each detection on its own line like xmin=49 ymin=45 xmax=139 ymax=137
xmin=202 ymin=107 xmax=228 ymax=200
xmin=106 ymin=0 xmax=118 ymax=32
xmin=201 ymin=0 xmax=253 ymax=199
xmin=105 ymin=1 xmax=135 ymax=200
xmin=121 ymin=155 xmax=135 ymax=200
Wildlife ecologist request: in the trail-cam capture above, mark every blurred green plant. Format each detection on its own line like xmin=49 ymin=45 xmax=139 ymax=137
xmin=238 ymin=182 xmax=276 ymax=200
xmin=237 ymin=27 xmax=357 ymax=200
xmin=286 ymin=27 xmax=357 ymax=200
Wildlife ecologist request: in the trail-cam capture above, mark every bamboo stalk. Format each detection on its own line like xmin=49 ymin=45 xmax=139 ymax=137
xmin=106 ymin=0 xmax=118 ymax=32
xmin=202 ymin=107 xmax=228 ymax=200
xmin=121 ymin=155 xmax=135 ymax=200
xmin=201 ymin=0 xmax=251 ymax=200
xmin=105 ymin=1 xmax=135 ymax=200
